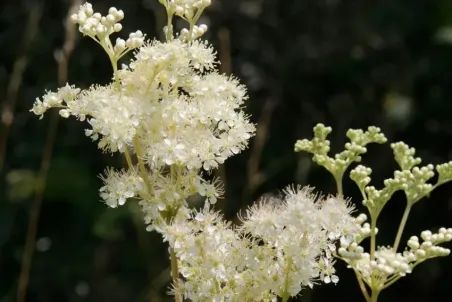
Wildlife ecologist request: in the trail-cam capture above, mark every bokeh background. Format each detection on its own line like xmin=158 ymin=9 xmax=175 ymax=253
xmin=2 ymin=0 xmax=452 ymax=301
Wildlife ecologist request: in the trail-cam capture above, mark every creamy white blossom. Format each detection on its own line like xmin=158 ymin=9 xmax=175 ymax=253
xmin=163 ymin=207 xmax=277 ymax=302
xmin=31 ymin=1 xmax=255 ymax=232
xmin=163 ymin=186 xmax=358 ymax=301
xmin=240 ymin=186 xmax=357 ymax=291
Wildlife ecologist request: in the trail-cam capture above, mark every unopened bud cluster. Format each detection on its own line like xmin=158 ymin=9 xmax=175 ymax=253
xmin=178 ymin=24 xmax=208 ymax=41
xmin=407 ymin=229 xmax=452 ymax=259
xmin=348 ymin=139 xmax=452 ymax=217
xmin=354 ymin=213 xmax=377 ymax=242
xmin=159 ymin=0 xmax=212 ymax=40
xmin=166 ymin=0 xmax=211 ymax=20
xmin=71 ymin=4 xmax=124 ymax=36
xmin=295 ymin=123 xmax=387 ymax=180
xmin=339 ymin=228 xmax=452 ymax=289
xmin=296 ymin=124 xmax=452 ymax=297
xmin=71 ymin=3 xmax=144 ymax=58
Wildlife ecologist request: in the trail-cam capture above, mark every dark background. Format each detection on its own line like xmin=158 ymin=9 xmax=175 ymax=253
xmin=1 ymin=0 xmax=452 ymax=301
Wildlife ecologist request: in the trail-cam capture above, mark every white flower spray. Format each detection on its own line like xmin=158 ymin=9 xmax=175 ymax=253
xmin=163 ymin=187 xmax=357 ymax=301
xmin=33 ymin=2 xmax=360 ymax=301
xmin=32 ymin=1 xmax=254 ymax=232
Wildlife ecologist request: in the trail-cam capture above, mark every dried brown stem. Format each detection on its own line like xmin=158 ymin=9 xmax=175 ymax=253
xmin=246 ymin=98 xmax=277 ymax=194
xmin=0 ymin=3 xmax=44 ymax=173
xmin=16 ymin=1 xmax=82 ymax=302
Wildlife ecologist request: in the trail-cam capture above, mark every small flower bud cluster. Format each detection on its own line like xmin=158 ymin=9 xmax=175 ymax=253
xmin=169 ymin=0 xmax=212 ymax=20
xmin=179 ymin=24 xmax=208 ymax=41
xmin=295 ymin=124 xmax=387 ymax=180
xmin=406 ymin=228 xmax=452 ymax=260
xmin=436 ymin=161 xmax=452 ymax=184
xmin=354 ymin=213 xmax=377 ymax=241
xmin=114 ymin=31 xmax=145 ymax=55
xmin=339 ymin=228 xmax=452 ymax=289
xmin=71 ymin=4 xmax=124 ymax=37
xmin=398 ymin=165 xmax=435 ymax=203
xmin=294 ymin=123 xmax=331 ymax=154
xmin=391 ymin=142 xmax=421 ymax=171
xmin=337 ymin=214 xmax=378 ymax=259
xmin=347 ymin=126 xmax=387 ymax=145
xmin=350 ymin=144 xmax=439 ymax=214
xmin=70 ymin=3 xmax=144 ymax=58
xmin=350 ymin=165 xmax=372 ymax=190
xmin=340 ymin=246 xmax=412 ymax=287
xmin=373 ymin=247 xmax=412 ymax=276
xmin=159 ymin=0 xmax=213 ymax=40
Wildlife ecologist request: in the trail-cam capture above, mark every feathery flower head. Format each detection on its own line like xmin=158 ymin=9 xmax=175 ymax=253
xmin=31 ymin=1 xmax=254 ymax=230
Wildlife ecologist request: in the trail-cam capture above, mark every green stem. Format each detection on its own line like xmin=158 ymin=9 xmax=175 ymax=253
xmin=392 ymin=204 xmax=412 ymax=252
xmin=370 ymin=215 xmax=377 ymax=261
xmin=170 ymin=247 xmax=182 ymax=302
xmin=335 ymin=174 xmax=344 ymax=197
xmin=124 ymin=148 xmax=134 ymax=169
xmin=370 ymin=289 xmax=380 ymax=302
xmin=110 ymin=57 xmax=120 ymax=89
xmin=188 ymin=21 xmax=194 ymax=42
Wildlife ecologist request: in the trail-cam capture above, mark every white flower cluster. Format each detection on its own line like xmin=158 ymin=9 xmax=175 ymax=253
xmin=163 ymin=187 xmax=358 ymax=301
xmin=31 ymin=2 xmax=254 ymax=230
xmin=339 ymin=228 xmax=452 ymax=289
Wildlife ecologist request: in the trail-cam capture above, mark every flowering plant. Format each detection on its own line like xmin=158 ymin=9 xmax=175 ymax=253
xmin=31 ymin=1 xmax=452 ymax=301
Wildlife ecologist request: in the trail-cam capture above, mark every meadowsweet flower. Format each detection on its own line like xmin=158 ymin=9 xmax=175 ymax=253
xmin=241 ymin=187 xmax=357 ymax=291
xmin=31 ymin=1 xmax=255 ymax=232
xmin=99 ymin=167 xmax=144 ymax=207
xmin=163 ymin=186 xmax=358 ymax=300
xmin=163 ymin=206 xmax=277 ymax=302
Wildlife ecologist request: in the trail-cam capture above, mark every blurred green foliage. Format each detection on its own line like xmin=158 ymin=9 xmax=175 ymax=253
xmin=1 ymin=0 xmax=452 ymax=301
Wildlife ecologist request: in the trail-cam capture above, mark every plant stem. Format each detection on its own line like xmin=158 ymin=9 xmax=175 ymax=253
xmin=354 ymin=270 xmax=370 ymax=301
xmin=110 ymin=57 xmax=120 ymax=89
xmin=370 ymin=289 xmax=380 ymax=302
xmin=170 ymin=247 xmax=182 ymax=302
xmin=124 ymin=148 xmax=134 ymax=168
xmin=392 ymin=204 xmax=412 ymax=252
xmin=335 ymin=174 xmax=344 ymax=197
xmin=370 ymin=216 xmax=377 ymax=260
